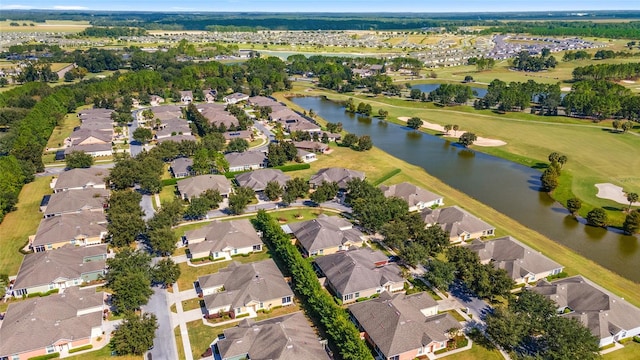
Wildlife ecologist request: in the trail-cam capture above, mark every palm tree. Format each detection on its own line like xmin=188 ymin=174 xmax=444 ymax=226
xmin=557 ymin=155 xmax=568 ymax=169
xmin=444 ymin=124 xmax=452 ymax=135
xmin=452 ymin=124 xmax=459 ymax=136
xmin=627 ymin=192 xmax=639 ymax=211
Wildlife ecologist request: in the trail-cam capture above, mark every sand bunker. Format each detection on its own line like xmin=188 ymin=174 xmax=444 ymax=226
xmin=595 ymin=183 xmax=640 ymax=206
xmin=397 ymin=117 xmax=507 ymax=147
xmin=561 ymin=87 xmax=572 ymax=92
xmin=622 ymin=80 xmax=636 ymax=84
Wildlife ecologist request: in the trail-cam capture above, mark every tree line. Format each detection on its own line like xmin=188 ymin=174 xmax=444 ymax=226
xmin=572 ymin=62 xmax=640 ymax=81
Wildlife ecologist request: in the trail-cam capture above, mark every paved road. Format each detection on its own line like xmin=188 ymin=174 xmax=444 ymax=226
xmin=448 ymin=281 xmax=491 ymax=329
xmin=141 ymin=194 xmax=156 ymax=221
xmin=129 ymin=110 xmax=143 ymax=157
xmin=252 ymin=120 xmax=274 ymax=152
xmin=144 ymin=287 xmax=179 ymax=360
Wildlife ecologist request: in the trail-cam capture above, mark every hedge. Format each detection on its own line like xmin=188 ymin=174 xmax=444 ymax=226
xmin=254 ymin=210 xmax=373 ymax=360
xmin=274 ymin=163 xmax=311 ymax=172
xmin=161 ymin=178 xmax=179 ymax=186
xmin=28 ymin=353 xmax=60 ymax=360
xmin=68 ymin=345 xmax=93 ymax=354
xmin=26 ymin=288 xmax=60 ymax=298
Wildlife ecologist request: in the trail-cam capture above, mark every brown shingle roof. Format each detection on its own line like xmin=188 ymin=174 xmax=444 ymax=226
xmin=43 ymin=188 xmax=109 ymax=217
xmin=177 ymin=175 xmax=232 ymax=199
xmin=32 ymin=211 xmax=107 ymax=248
xmin=289 ymin=214 xmax=364 ymax=254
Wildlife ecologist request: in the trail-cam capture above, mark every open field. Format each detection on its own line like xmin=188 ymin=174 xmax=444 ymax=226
xmin=0 ymin=176 xmax=52 ymax=276
xmin=0 ymin=20 xmax=90 ymax=33
xmin=285 ymin=83 xmax=640 ymax=226
xmin=274 ymin=92 xmax=640 ymax=308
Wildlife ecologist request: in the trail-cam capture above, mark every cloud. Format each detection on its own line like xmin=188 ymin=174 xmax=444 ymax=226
xmin=52 ymin=5 xmax=89 ymax=10
xmin=0 ymin=4 xmax=35 ymax=9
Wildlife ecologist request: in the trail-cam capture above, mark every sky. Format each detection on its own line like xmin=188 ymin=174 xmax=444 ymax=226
xmin=1 ymin=0 xmax=639 ymax=13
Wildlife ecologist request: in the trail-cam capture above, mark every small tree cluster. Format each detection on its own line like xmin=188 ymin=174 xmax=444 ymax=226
xmin=228 ymin=186 xmax=256 ymax=215
xmin=267 ymin=142 xmax=297 ymax=167
xmin=107 ymin=190 xmax=146 ymax=248
xmin=458 ymin=132 xmax=477 ymax=147
xmin=310 ymin=181 xmax=339 ymax=204
xmin=540 ymin=152 xmax=568 ymax=193
xmin=282 ymin=177 xmax=310 ymax=205
xmin=447 ymin=246 xmax=515 ymax=300
xmin=184 ymin=189 xmax=223 ymax=219
xmin=111 ymin=312 xmax=158 ymax=356
xmin=340 ymin=133 xmax=372 ymax=151
xmin=407 ymin=117 xmax=423 ymax=130
xmin=65 ymin=151 xmax=94 ymax=169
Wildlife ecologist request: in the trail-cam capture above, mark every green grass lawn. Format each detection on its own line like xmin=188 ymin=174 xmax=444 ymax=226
xmin=603 ymin=341 xmax=640 ymax=360
xmin=176 ymin=250 xmax=272 ymax=291
xmin=0 ymin=176 xmax=52 ymax=275
xmin=67 ymin=345 xmax=140 ymax=360
xmin=174 ymin=326 xmax=186 ymax=360
xmin=186 ymin=320 xmax=239 ymax=359
xmin=158 ymin=185 xmax=178 ymax=205
xmin=182 ymin=298 xmax=203 ymax=312
xmin=442 ymin=343 xmax=504 ymax=360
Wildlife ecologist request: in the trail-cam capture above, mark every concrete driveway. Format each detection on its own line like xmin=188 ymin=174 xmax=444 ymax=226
xmin=143 ymin=287 xmax=179 ymax=360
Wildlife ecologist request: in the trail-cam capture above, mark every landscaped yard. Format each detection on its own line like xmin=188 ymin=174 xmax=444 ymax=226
xmin=182 ymin=298 xmax=203 ymax=312
xmin=603 ymin=341 xmax=640 ymax=360
xmin=174 ymin=326 xmax=186 ymax=360
xmin=67 ymin=345 xmax=140 ymax=360
xmin=442 ymin=343 xmax=504 ymax=360
xmin=176 ymin=250 xmax=272 ymax=291
xmin=0 ymin=176 xmax=52 ymax=275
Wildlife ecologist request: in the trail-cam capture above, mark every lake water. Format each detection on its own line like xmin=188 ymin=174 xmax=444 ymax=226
xmin=291 ymin=96 xmax=640 ymax=282
xmin=411 ymin=83 xmax=488 ymax=98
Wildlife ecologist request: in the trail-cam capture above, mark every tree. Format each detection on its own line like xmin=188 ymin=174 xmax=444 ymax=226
xmin=566 ymin=198 xmax=582 ymax=216
xmin=377 ymin=109 xmax=388 ymax=118
xmin=148 ymin=227 xmax=177 ymax=256
xmin=612 ymin=119 xmax=621 ymax=132
xmin=107 ymin=191 xmax=146 ymax=247
xmin=0 ymin=274 xmax=9 ymax=298
xmin=285 ymin=177 xmax=309 ymax=199
xmin=226 ymin=138 xmax=250 ymax=153
xmin=485 ymin=307 xmax=527 ymax=351
xmin=626 ymin=192 xmax=638 ymax=211
xmin=65 ymin=151 xmax=94 ymax=169
xmin=228 ymin=186 xmax=255 ymax=215
xmin=264 ymin=180 xmax=284 ymax=201
xmin=152 ymin=258 xmax=181 ymax=287
xmin=540 ymin=167 xmax=559 ymax=192
xmin=586 ymin=208 xmax=608 ymax=228
xmin=410 ymin=88 xmax=422 ymax=99
xmin=452 ymin=124 xmax=459 ymax=135
xmin=111 ymin=270 xmax=153 ymax=313
xmin=464 ymin=75 xmax=474 ymax=82
xmin=548 ymin=152 xmax=560 ymax=163
xmin=341 ymin=133 xmax=359 ymax=147
xmin=458 ymin=132 xmax=477 ymax=147
xmin=111 ymin=312 xmax=158 ymax=356
xmin=357 ymin=135 xmax=373 ymax=151
xmin=407 ymin=117 xmax=423 ymax=129
xmin=622 ymin=121 xmax=633 ymax=133
xmin=310 ymin=181 xmax=339 ymax=204
xmin=423 ymin=259 xmax=456 ymax=290
xmin=132 ymin=127 xmax=153 ymax=144
xmin=623 ymin=210 xmax=640 ymax=235
xmin=443 ymin=124 xmax=452 ymax=134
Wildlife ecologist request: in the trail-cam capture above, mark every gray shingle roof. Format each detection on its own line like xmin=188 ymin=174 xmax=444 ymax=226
xmin=225 ymin=151 xmax=267 ymax=168
xmin=309 ymin=168 xmax=365 ymax=189
xmin=0 ymin=287 xmax=104 ymax=357
xmin=235 ymin=169 xmax=290 ymax=192
xmin=155 ymin=118 xmax=191 ymax=138
xmin=186 ymin=219 xmax=263 ymax=255
xmin=217 ymin=312 xmax=329 ymax=360
xmin=177 ymin=175 xmax=232 ymax=199
xmin=348 ymin=292 xmax=460 ymax=358
xmin=69 ymin=129 xmax=112 ymax=145
xmin=169 ymin=157 xmax=193 ymax=176
xmin=248 ymin=96 xmax=280 ymax=107
xmin=53 ymin=167 xmax=109 ymax=192
xmin=421 ymin=205 xmax=494 ymax=238
xmin=467 ymin=236 xmax=563 ymax=281
xmin=314 ymin=248 xmax=404 ymax=296
xmin=200 ymin=259 xmax=293 ymax=310
xmin=288 ymin=214 xmax=364 ymax=254
xmin=13 ymin=245 xmax=107 ymax=291
xmin=156 ymin=134 xmax=197 ymax=144
xmin=32 ymin=211 xmax=107 ymax=248
xmin=532 ymin=276 xmax=640 ymax=341
xmin=64 ymin=142 xmax=113 ymax=155
xmin=379 ymin=182 xmax=443 ymax=208
xmin=43 ymin=188 xmax=110 ymax=217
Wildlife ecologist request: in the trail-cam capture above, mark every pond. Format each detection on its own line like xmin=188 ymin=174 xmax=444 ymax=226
xmin=291 ymin=96 xmax=640 ymax=282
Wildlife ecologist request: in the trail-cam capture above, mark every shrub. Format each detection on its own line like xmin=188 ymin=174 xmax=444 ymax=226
xmin=547 ymin=271 xmax=568 ymax=280
xmin=69 ymin=345 xmax=93 ymax=354
xmin=161 ymin=178 xmax=179 ymax=186
xmin=274 ymin=163 xmax=311 ymax=172
xmin=235 ymin=313 xmax=250 ymax=319
xmin=28 ymin=353 xmax=60 ymax=360
xmin=634 ymin=335 xmax=640 ymax=343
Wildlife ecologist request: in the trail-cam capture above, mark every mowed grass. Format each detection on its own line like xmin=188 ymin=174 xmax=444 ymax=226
xmin=442 ymin=343 xmax=503 ymax=360
xmin=603 ymin=341 xmax=640 ymax=359
xmin=174 ymin=326 xmax=187 ymax=360
xmin=68 ymin=345 xmax=140 ymax=360
xmin=284 ymin=85 xmax=640 ymax=225
xmin=0 ymin=20 xmax=90 ymax=33
xmin=46 ymin=109 xmax=84 ymax=149
xmin=273 ymin=93 xmax=640 ymax=307
xmin=0 ymin=176 xmax=52 ymax=275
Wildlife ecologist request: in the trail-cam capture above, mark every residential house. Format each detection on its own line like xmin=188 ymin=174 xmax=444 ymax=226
xmin=379 ymin=182 xmax=444 ymax=212
xmin=223 ymin=130 xmax=253 ymax=143
xmin=297 ymin=149 xmax=317 ymax=163
xmin=287 ymin=214 xmax=365 ymax=256
xmin=309 ymin=167 xmax=365 ymax=189
xmin=349 ymin=291 xmax=463 ymax=360
xmin=223 ymin=92 xmax=249 ymax=105
xmin=225 ymin=151 xmax=267 ymax=173
xmin=269 ymin=107 xmax=302 ymax=123
xmin=211 ymin=312 xmax=329 ymax=360
xmin=235 ymin=169 xmax=290 ymax=193
xmin=0 ymin=287 xmax=105 ymax=360
xmin=149 ymin=95 xmax=165 ymax=106
xmin=314 ymin=248 xmax=405 ymax=304
xmin=421 ymin=205 xmax=495 ymax=243
xmin=286 ymin=118 xmax=322 ymax=133
xmin=64 ymin=143 xmax=113 ymax=158
xmin=156 ymin=134 xmax=197 ymax=144
xmin=68 ymin=129 xmax=112 ymax=146
xmin=196 ymin=259 xmax=294 ymax=318
xmin=204 ymin=89 xmax=217 ymax=103
xmin=293 ymin=141 xmax=330 ymax=154
xmin=184 ymin=219 xmax=263 ymax=260
xmin=200 ymin=108 xmax=240 ymax=129
xmin=30 ymin=211 xmax=108 ymax=252
xmin=12 ymin=245 xmax=107 ymax=297
xmin=51 ymin=167 xmax=109 ymax=193
xmin=169 ymin=157 xmax=194 ymax=178
xmin=248 ymin=96 xmax=280 ymax=108
xmin=322 ymin=132 xmax=342 ymax=142
xmin=180 ymin=90 xmax=193 ymax=104
xmin=41 ymin=188 xmax=110 ymax=218
xmin=77 ymin=108 xmax=113 ymax=118
xmin=177 ymin=175 xmax=232 ymax=201
xmin=532 ymin=276 xmax=640 ymax=347
xmin=154 ymin=118 xmax=192 ymax=139
xmin=467 ymin=236 xmax=564 ymax=285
